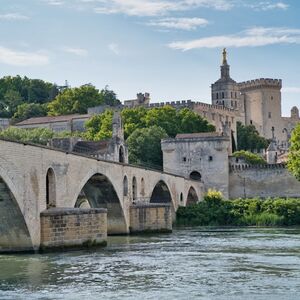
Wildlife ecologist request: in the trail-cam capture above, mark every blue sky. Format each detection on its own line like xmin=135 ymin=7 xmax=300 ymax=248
xmin=0 ymin=0 xmax=299 ymax=116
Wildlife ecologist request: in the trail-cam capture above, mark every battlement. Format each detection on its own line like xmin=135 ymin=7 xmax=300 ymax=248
xmin=238 ymin=78 xmax=282 ymax=90
xmin=148 ymin=100 xmax=194 ymax=108
xmin=230 ymin=163 xmax=286 ymax=172
xmin=148 ymin=100 xmax=236 ymax=113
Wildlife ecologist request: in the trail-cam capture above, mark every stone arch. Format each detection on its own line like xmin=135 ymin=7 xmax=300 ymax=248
xmin=132 ymin=176 xmax=137 ymax=201
xmin=186 ymin=186 xmax=198 ymax=206
xmin=74 ymin=173 xmax=127 ymax=234
xmin=119 ymin=146 xmax=125 ymax=163
xmin=189 ymin=171 xmax=201 ymax=181
xmin=150 ymin=180 xmax=172 ymax=203
xmin=0 ymin=175 xmax=33 ymax=252
xmin=46 ymin=168 xmax=56 ymax=209
xmin=140 ymin=177 xmax=145 ymax=196
xmin=123 ymin=175 xmax=128 ymax=197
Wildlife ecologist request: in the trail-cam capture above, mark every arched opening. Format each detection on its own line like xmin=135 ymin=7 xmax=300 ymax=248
xmin=186 ymin=187 xmax=198 ymax=206
xmin=180 ymin=193 xmax=183 ymax=202
xmin=0 ymin=175 xmax=33 ymax=252
xmin=46 ymin=168 xmax=56 ymax=209
xmin=150 ymin=180 xmax=172 ymax=203
xmin=119 ymin=146 xmax=125 ymax=163
xmin=140 ymin=178 xmax=145 ymax=196
xmin=132 ymin=176 xmax=137 ymax=201
xmin=190 ymin=171 xmax=201 ymax=181
xmin=123 ymin=176 xmax=128 ymax=197
xmin=75 ymin=173 xmax=127 ymax=234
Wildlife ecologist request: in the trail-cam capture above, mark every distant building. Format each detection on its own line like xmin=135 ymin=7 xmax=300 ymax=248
xmin=14 ymin=114 xmax=90 ymax=132
xmin=124 ymin=92 xmax=150 ymax=108
xmin=49 ymin=112 xmax=128 ymax=163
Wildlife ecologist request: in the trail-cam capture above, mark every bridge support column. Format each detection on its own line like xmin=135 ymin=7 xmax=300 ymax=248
xmin=129 ymin=204 xmax=172 ymax=234
xmin=40 ymin=208 xmax=107 ymax=252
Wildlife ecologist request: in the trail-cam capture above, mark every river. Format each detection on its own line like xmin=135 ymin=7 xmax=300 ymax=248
xmin=0 ymin=227 xmax=300 ymax=300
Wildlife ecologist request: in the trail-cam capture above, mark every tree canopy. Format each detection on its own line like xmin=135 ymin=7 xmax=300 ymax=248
xmin=233 ymin=150 xmax=266 ymax=165
xmin=237 ymin=121 xmax=269 ymax=151
xmin=126 ymin=126 xmax=168 ymax=168
xmin=288 ymin=123 xmax=300 ymax=180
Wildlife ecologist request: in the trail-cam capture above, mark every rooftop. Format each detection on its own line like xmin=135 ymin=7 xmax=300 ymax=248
xmin=15 ymin=114 xmax=90 ymax=126
xmin=175 ymin=132 xmax=222 ymax=139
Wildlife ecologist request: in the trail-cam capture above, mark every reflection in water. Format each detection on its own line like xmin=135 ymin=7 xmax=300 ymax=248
xmin=0 ymin=228 xmax=300 ymax=300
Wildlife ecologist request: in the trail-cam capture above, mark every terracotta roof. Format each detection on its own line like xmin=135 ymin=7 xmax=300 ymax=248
xmin=15 ymin=114 xmax=90 ymax=126
xmin=176 ymin=132 xmax=222 ymax=139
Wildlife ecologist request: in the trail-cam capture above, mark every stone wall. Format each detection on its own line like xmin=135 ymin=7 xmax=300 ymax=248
xmin=129 ymin=204 xmax=172 ymax=233
xmin=229 ymin=164 xmax=300 ymax=199
xmin=40 ymin=208 xmax=107 ymax=251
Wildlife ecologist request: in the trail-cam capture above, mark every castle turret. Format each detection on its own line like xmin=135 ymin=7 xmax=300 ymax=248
xmin=211 ymin=49 xmax=241 ymax=110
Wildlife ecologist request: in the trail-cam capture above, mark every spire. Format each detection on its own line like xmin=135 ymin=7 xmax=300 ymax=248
xmin=220 ymin=48 xmax=230 ymax=80
xmin=222 ymin=48 xmax=227 ymax=65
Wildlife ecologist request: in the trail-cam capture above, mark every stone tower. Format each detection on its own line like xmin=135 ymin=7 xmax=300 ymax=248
xmin=211 ymin=49 xmax=240 ymax=110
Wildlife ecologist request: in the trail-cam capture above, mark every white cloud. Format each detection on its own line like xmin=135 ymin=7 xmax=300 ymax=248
xmin=0 ymin=47 xmax=49 ymax=66
xmin=248 ymin=1 xmax=289 ymax=11
xmin=0 ymin=13 xmax=29 ymax=21
xmin=108 ymin=43 xmax=120 ymax=55
xmin=168 ymin=27 xmax=300 ymax=50
xmin=93 ymin=0 xmax=233 ymax=16
xmin=43 ymin=0 xmax=65 ymax=5
xmin=282 ymin=87 xmax=300 ymax=93
xmin=62 ymin=47 xmax=88 ymax=56
xmin=147 ymin=17 xmax=209 ymax=30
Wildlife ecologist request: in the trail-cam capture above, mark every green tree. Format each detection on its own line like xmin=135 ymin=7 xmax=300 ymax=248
xmin=126 ymin=126 xmax=168 ymax=168
xmin=237 ymin=121 xmax=269 ymax=151
xmin=48 ymin=85 xmax=103 ymax=115
xmin=288 ymin=123 xmax=300 ymax=180
xmin=100 ymin=86 xmax=121 ymax=106
xmin=4 ymin=90 xmax=23 ymax=116
xmin=84 ymin=110 xmax=113 ymax=140
xmin=12 ymin=103 xmax=48 ymax=123
xmin=233 ymin=150 xmax=266 ymax=165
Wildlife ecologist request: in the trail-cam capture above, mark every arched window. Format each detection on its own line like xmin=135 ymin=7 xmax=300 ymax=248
xmin=46 ymin=168 xmax=56 ymax=209
xmin=180 ymin=193 xmax=183 ymax=202
xmin=119 ymin=146 xmax=125 ymax=163
xmin=222 ymin=92 xmax=225 ymax=98
xmin=141 ymin=178 xmax=145 ymax=196
xmin=123 ymin=176 xmax=128 ymax=196
xmin=216 ymin=93 xmax=219 ymax=99
xmin=132 ymin=176 xmax=137 ymax=201
xmin=189 ymin=171 xmax=201 ymax=181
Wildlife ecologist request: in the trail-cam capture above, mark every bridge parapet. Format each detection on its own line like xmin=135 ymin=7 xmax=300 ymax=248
xmin=229 ymin=163 xmax=286 ymax=172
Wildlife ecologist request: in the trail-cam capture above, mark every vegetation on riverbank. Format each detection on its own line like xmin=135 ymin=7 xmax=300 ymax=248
xmin=176 ymin=190 xmax=300 ymax=226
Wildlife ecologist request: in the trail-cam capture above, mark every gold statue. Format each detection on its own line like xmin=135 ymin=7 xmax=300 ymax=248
xmin=222 ymin=48 xmax=227 ymax=64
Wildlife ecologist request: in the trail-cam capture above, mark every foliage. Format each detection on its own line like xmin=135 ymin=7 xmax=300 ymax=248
xmin=176 ymin=197 xmax=300 ymax=227
xmin=48 ymin=85 xmax=103 ymax=116
xmin=0 ymin=76 xmax=58 ymax=117
xmin=288 ymin=123 xmax=300 ymax=180
xmin=237 ymin=121 xmax=269 ymax=151
xmin=12 ymin=103 xmax=48 ymax=123
xmin=0 ymin=127 xmax=73 ymax=145
xmin=84 ymin=110 xmax=113 ymax=141
xmin=233 ymin=150 xmax=266 ymax=165
xmin=126 ymin=126 xmax=168 ymax=168
xmin=100 ymin=86 xmax=121 ymax=106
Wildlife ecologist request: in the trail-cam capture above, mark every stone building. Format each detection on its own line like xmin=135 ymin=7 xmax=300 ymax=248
xmin=161 ymin=132 xmax=230 ymax=198
xmin=0 ymin=118 xmax=9 ymax=131
xmin=15 ymin=114 xmax=90 ymax=132
xmin=49 ymin=112 xmax=128 ymax=163
xmin=124 ymin=92 xmax=150 ymax=108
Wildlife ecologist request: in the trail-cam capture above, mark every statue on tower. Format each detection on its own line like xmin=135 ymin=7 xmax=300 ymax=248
xmin=222 ymin=48 xmax=227 ymax=65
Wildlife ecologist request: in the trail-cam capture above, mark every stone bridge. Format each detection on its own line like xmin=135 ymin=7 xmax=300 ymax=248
xmin=0 ymin=139 xmax=203 ymax=252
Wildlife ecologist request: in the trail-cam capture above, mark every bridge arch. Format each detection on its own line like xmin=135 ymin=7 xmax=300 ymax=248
xmin=0 ymin=173 xmax=33 ymax=252
xmin=150 ymin=180 xmax=172 ymax=204
xmin=46 ymin=168 xmax=56 ymax=209
xmin=186 ymin=186 xmax=198 ymax=206
xmin=74 ymin=173 xmax=127 ymax=235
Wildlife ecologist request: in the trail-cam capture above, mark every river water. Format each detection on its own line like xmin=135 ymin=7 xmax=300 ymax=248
xmin=0 ymin=227 xmax=300 ymax=300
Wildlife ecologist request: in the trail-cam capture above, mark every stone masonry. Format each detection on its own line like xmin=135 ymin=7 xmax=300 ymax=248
xmin=40 ymin=208 xmax=107 ymax=251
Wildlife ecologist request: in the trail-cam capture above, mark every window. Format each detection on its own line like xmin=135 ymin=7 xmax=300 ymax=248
xmin=123 ymin=176 xmax=128 ymax=196
xmin=222 ymin=92 xmax=225 ymax=98
xmin=268 ymin=112 xmax=272 ymax=119
xmin=235 ymin=92 xmax=237 ymax=98
xmin=250 ymin=120 xmax=253 ymax=125
xmin=216 ymin=93 xmax=219 ymax=99
xmin=231 ymin=92 xmax=233 ymax=98
xmin=271 ymin=96 xmax=273 ymax=100
xmin=209 ymin=156 xmax=213 ymax=161
xmin=183 ymin=157 xmax=187 ymax=162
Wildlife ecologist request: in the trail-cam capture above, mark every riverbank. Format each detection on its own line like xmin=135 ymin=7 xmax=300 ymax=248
xmin=176 ymin=193 xmax=300 ymax=227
